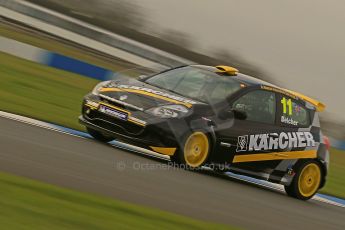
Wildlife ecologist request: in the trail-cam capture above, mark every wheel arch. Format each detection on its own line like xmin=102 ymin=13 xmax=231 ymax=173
xmin=291 ymin=158 xmax=326 ymax=189
xmin=316 ymin=158 xmax=328 ymax=189
xmin=189 ymin=119 xmax=217 ymax=162
xmin=172 ymin=119 xmax=216 ymax=164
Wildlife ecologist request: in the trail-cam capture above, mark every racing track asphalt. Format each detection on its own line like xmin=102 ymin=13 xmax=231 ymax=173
xmin=0 ymin=117 xmax=344 ymax=230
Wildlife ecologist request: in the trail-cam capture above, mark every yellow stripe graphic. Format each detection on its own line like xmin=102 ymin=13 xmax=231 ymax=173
xmin=85 ymin=104 xmax=98 ymax=110
xmin=99 ymin=88 xmax=193 ymax=108
xmin=150 ymin=147 xmax=177 ymax=156
xmin=233 ymin=150 xmax=317 ymax=163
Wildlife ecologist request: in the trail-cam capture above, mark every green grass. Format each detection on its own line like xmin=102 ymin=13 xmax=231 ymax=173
xmin=0 ymin=172 xmax=233 ymax=230
xmin=320 ymin=148 xmax=345 ymax=198
xmin=0 ymin=52 xmax=98 ymax=131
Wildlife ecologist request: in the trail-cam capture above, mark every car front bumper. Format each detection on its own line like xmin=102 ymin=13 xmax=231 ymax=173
xmin=79 ymin=97 xmax=190 ymax=155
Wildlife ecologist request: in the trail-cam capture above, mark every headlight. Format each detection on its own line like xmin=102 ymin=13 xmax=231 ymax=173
xmin=92 ymin=81 xmax=111 ymax=95
xmin=146 ymin=105 xmax=189 ymax=118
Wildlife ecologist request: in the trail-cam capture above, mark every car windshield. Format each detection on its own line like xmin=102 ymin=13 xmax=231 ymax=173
xmin=145 ymin=66 xmax=242 ymax=104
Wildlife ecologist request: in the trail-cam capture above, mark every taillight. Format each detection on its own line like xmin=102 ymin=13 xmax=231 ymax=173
xmin=323 ymin=136 xmax=330 ymax=150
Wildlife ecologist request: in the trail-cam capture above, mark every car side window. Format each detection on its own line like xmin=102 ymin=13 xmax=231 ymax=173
xmin=233 ymin=90 xmax=276 ymax=124
xmin=280 ymin=96 xmax=310 ymax=127
xmin=208 ymin=80 xmax=242 ymax=103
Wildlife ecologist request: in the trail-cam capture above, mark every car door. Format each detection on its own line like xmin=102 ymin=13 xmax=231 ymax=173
xmin=214 ymin=89 xmax=283 ymax=172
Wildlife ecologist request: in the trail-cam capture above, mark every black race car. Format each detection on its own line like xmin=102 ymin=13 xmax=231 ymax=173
xmin=79 ymin=65 xmax=329 ymax=200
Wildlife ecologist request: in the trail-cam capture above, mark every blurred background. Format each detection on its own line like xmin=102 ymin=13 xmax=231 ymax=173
xmin=0 ymin=0 xmax=344 ymax=229
xmin=26 ymin=0 xmax=345 ymax=136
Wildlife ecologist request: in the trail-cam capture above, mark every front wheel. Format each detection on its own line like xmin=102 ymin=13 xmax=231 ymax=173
xmin=87 ymin=127 xmax=114 ymax=143
xmin=171 ymin=131 xmax=211 ymax=169
xmin=284 ymin=160 xmax=322 ymax=200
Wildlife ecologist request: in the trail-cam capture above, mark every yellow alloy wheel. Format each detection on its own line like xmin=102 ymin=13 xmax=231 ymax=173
xmin=184 ymin=132 xmax=209 ymax=167
xmin=298 ymin=163 xmax=321 ymax=198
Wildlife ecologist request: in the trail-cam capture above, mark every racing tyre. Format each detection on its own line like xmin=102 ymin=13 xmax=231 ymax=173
xmin=171 ymin=131 xmax=211 ymax=169
xmin=87 ymin=128 xmax=114 ymax=143
xmin=284 ymin=160 xmax=322 ymax=200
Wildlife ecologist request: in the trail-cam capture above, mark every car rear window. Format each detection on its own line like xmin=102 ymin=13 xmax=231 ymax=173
xmin=280 ymin=96 xmax=311 ymax=127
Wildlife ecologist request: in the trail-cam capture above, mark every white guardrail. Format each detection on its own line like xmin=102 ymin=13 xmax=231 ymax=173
xmin=0 ymin=0 xmax=195 ymax=70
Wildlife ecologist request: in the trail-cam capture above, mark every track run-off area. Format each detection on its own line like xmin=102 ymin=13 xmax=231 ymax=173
xmin=0 ymin=110 xmax=344 ymax=230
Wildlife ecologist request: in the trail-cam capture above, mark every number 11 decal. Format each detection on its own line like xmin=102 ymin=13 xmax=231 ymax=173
xmin=281 ymin=97 xmax=292 ymax=116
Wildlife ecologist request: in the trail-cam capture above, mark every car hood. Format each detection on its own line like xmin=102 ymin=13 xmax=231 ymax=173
xmin=98 ymin=78 xmax=205 ymax=111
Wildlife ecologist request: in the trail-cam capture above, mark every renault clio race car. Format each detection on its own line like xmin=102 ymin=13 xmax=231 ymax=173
xmin=79 ymin=65 xmax=330 ymax=200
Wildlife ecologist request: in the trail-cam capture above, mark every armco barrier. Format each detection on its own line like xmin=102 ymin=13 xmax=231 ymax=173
xmin=0 ymin=36 xmax=112 ymax=81
xmin=330 ymin=138 xmax=345 ymax=151
xmin=0 ymin=0 xmax=194 ymax=68
xmin=0 ymin=4 xmax=166 ymax=70
xmin=46 ymin=53 xmax=112 ymax=81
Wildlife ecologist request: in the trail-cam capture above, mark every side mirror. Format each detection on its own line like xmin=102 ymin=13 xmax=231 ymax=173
xmin=218 ymin=109 xmax=247 ymax=120
xmin=233 ymin=109 xmax=247 ymax=120
xmin=137 ymin=75 xmax=148 ymax=81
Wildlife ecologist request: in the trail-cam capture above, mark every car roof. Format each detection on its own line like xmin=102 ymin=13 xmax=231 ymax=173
xmin=192 ymin=65 xmax=275 ymax=86
xmin=191 ymin=65 xmax=325 ymax=112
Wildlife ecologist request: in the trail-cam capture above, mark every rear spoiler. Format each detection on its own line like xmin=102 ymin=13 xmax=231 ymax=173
xmin=284 ymin=89 xmax=326 ymax=112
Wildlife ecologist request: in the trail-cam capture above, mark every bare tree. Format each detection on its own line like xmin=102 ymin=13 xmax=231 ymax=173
xmin=92 ymin=0 xmax=146 ymax=29
xmin=159 ymin=29 xmax=195 ymax=49
xmin=212 ymin=48 xmax=269 ymax=81
xmin=29 ymin=0 xmax=146 ymax=29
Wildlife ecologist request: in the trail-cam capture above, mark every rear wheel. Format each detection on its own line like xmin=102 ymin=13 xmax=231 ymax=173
xmin=284 ymin=160 xmax=322 ymax=200
xmin=171 ymin=131 xmax=210 ymax=169
xmin=87 ymin=127 xmax=114 ymax=143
